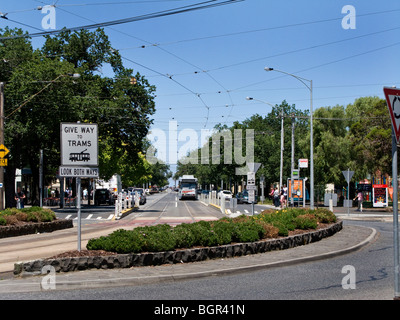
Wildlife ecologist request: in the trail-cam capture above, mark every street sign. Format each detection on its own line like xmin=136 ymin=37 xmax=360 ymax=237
xmin=247 ymin=172 xmax=255 ymax=186
xmin=384 ymin=87 xmax=400 ymax=144
xmin=59 ymin=166 xmax=99 ymax=178
xmin=247 ymin=185 xmax=256 ymax=190
xmin=342 ymin=169 xmax=354 ymax=184
xmin=292 ymin=169 xmax=299 ymax=179
xmin=60 ymin=123 xmax=98 ymax=166
xmin=299 ymin=159 xmax=308 ymax=168
xmin=248 ymin=189 xmax=255 ymax=202
xmin=0 ymin=144 xmax=9 ymax=166
xmin=0 ymin=144 xmax=9 ymax=159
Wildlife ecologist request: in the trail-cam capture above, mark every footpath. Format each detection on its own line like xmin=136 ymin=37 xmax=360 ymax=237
xmin=0 ymin=203 xmax=390 ymax=293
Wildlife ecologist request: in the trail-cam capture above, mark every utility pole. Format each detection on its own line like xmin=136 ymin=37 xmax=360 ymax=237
xmin=291 ymin=113 xmax=295 ymax=207
xmin=0 ymin=82 xmax=4 ymax=210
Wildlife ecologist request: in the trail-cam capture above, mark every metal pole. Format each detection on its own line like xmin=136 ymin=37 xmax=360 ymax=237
xmin=280 ymin=109 xmax=284 ymax=191
xmin=39 ymin=149 xmax=43 ymax=207
xmin=291 ymin=114 xmax=295 ymax=207
xmin=0 ymin=82 xmax=4 ymax=211
xmin=77 ymin=177 xmax=82 ymax=251
xmin=310 ymin=80 xmax=314 ymax=209
xmin=392 ymin=130 xmax=399 ymax=298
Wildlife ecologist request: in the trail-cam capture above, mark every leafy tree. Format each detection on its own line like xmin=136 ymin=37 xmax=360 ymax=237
xmin=1 ymin=28 xmax=156 ymax=206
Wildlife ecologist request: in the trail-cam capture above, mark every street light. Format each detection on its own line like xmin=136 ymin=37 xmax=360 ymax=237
xmin=264 ymin=67 xmax=314 ymax=209
xmin=245 ymin=97 xmax=284 ymax=194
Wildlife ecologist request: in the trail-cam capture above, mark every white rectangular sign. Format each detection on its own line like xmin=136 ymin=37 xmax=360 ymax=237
xmin=59 ymin=166 xmax=99 ymax=178
xmin=299 ymin=159 xmax=308 ymax=168
xmin=61 ymin=123 xmax=98 ymax=166
xmin=248 ymin=189 xmax=255 ymax=202
xmin=247 ymin=172 xmax=256 ymax=185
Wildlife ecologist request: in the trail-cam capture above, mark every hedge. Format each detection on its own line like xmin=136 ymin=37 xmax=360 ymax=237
xmin=0 ymin=206 xmax=57 ymax=226
xmin=87 ymin=207 xmax=337 ymax=254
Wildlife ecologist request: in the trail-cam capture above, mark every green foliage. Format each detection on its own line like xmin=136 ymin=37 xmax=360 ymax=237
xmin=2 ymin=27 xmax=156 ymax=205
xmin=86 ymin=208 xmax=335 ymax=253
xmin=0 ymin=206 xmax=56 ymax=225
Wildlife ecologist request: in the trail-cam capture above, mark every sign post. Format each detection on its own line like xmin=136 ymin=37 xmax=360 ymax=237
xmin=60 ymin=122 xmax=98 ymax=251
xmin=247 ymin=172 xmax=256 ymax=215
xmin=383 ymin=87 xmax=400 ymax=299
xmin=342 ymin=169 xmax=354 ymax=216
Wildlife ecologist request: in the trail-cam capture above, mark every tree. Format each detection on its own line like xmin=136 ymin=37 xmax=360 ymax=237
xmin=1 ymin=28 xmax=156 ymax=206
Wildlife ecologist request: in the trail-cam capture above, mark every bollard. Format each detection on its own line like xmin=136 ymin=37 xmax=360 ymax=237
xmin=135 ymin=191 xmax=139 ymax=207
xmin=221 ymin=194 xmax=225 ymax=214
xmin=329 ymin=198 xmax=333 ymax=212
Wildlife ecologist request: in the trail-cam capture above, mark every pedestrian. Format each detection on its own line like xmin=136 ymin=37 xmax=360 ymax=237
xmin=269 ymin=187 xmax=274 ymax=201
xmin=15 ymin=187 xmax=26 ymax=209
xmin=353 ymin=189 xmax=363 ymax=212
xmin=283 ymin=184 xmax=288 ymax=206
xmin=281 ymin=186 xmax=287 ymax=208
xmin=273 ymin=187 xmax=280 ymax=207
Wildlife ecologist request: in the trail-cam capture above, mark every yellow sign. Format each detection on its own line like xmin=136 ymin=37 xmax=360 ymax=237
xmin=0 ymin=158 xmax=7 ymax=166
xmin=0 ymin=144 xmax=9 ymax=159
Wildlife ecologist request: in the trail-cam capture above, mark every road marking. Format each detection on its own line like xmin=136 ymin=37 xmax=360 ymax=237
xmin=244 ymin=210 xmax=249 ymax=214
xmin=107 ymin=214 xmax=114 ymax=220
xmin=227 ymin=209 xmax=232 ymax=214
xmin=96 ymin=216 xmax=102 ymax=220
xmin=86 ymin=214 xmax=93 ymax=220
xmin=65 ymin=215 xmax=72 ymax=220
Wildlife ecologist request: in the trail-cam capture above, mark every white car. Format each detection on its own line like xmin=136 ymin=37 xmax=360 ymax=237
xmin=218 ymin=190 xmax=232 ymax=199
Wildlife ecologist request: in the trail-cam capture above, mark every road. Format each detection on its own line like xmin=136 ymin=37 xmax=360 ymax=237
xmin=0 ymin=219 xmax=396 ymax=300
xmin=1 ymin=192 xmax=396 ymax=301
xmin=52 ymin=191 xmax=270 ymax=225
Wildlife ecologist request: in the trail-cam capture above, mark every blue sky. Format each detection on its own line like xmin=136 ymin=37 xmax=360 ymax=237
xmin=1 ymin=0 xmax=399 ymax=177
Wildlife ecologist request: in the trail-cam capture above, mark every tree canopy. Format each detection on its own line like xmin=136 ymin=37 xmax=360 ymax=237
xmin=175 ymin=96 xmax=392 ymax=196
xmin=1 ymin=27 xmax=157 ymax=205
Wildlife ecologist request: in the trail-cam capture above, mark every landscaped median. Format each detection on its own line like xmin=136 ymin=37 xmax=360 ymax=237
xmin=14 ymin=207 xmax=342 ymax=276
xmin=0 ymin=206 xmax=73 ymax=239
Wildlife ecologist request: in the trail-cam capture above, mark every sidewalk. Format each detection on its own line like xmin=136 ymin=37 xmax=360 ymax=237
xmin=0 ymin=224 xmax=376 ymax=293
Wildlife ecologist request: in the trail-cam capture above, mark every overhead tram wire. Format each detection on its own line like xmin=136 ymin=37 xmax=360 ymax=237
xmin=1 ymin=1 xmax=244 ymax=128
xmin=51 ymin=5 xmax=228 ymax=130
xmin=0 ymin=0 xmax=244 ymax=40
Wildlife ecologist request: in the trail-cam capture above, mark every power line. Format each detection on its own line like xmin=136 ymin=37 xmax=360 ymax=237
xmin=0 ymin=0 xmax=244 ymax=40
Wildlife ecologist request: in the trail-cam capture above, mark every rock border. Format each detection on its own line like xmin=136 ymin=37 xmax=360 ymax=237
xmin=14 ymin=221 xmax=342 ymax=276
xmin=0 ymin=219 xmax=73 ymax=239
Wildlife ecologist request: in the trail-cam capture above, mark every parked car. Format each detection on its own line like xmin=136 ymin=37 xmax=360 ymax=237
xmin=218 ymin=190 xmax=233 ymax=199
xmin=94 ymin=188 xmax=114 ymax=206
xmin=131 ymin=188 xmax=146 ymax=205
xmin=236 ymin=190 xmax=257 ymax=204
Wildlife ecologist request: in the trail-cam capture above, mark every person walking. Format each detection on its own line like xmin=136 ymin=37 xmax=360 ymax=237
xmin=15 ymin=187 xmax=26 ymax=209
xmin=353 ymin=189 xmax=363 ymax=212
xmin=273 ymin=187 xmax=280 ymax=207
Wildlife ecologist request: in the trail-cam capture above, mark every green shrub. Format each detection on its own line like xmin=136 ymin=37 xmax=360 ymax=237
xmin=0 ymin=216 xmax=6 ymax=226
xmin=294 ymin=214 xmax=318 ymax=230
xmin=87 ymin=229 xmax=146 ymax=253
xmin=86 ymin=207 xmax=338 ymax=254
xmin=136 ymin=224 xmax=176 ymax=252
xmin=173 ymin=223 xmax=196 ymax=248
xmin=314 ymin=208 xmax=337 ymax=223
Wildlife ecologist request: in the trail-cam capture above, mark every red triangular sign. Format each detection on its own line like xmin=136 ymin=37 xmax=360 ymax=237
xmin=384 ymin=87 xmax=400 ymax=144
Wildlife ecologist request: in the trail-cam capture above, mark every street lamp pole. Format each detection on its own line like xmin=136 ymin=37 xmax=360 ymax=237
xmin=246 ymin=97 xmax=284 ymax=191
xmin=264 ymin=67 xmax=314 ymax=209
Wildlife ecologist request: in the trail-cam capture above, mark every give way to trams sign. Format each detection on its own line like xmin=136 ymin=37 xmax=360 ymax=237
xmin=384 ymin=87 xmax=400 ymax=144
xmin=60 ymin=123 xmax=98 ymax=166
